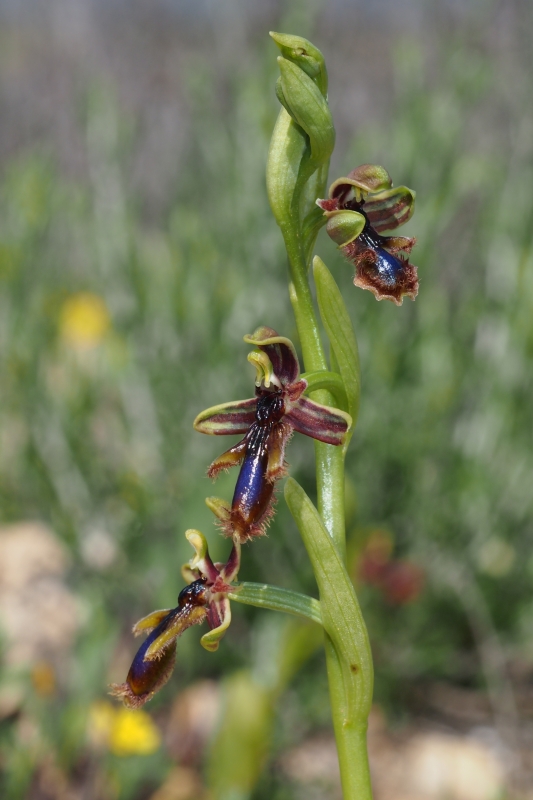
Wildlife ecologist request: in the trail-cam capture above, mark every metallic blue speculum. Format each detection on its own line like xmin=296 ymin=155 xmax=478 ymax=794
xmin=127 ymin=612 xmax=175 ymax=695
xmin=231 ymin=390 xmax=283 ymax=533
xmin=232 ymin=435 xmax=270 ymax=523
xmin=359 ymin=229 xmax=404 ymax=287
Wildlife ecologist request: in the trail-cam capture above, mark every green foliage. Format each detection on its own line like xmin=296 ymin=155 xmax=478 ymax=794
xmin=284 ymin=478 xmax=373 ymax=720
xmin=314 ymin=256 xmax=361 ymax=431
xmin=0 ymin=6 xmax=532 ymax=799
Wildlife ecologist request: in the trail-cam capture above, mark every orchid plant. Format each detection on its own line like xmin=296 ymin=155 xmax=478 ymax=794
xmin=111 ymin=31 xmax=417 ymax=800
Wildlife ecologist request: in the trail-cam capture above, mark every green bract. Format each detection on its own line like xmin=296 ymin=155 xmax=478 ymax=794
xmin=269 ymin=31 xmax=328 ymax=96
xmin=277 ymin=57 xmax=335 ymax=167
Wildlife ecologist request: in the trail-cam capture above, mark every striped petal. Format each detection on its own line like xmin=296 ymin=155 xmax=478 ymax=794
xmin=363 ymin=186 xmax=415 ymax=233
xmin=193 ymin=397 xmax=257 ymax=435
xmin=286 ymin=397 xmax=351 ymax=445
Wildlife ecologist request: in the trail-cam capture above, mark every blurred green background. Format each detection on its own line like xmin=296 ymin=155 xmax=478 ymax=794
xmin=0 ymin=1 xmax=532 ymax=798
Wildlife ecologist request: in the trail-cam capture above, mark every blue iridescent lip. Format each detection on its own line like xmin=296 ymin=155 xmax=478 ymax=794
xmin=359 ymin=229 xmax=404 ymax=287
xmin=229 ymin=390 xmax=282 ymax=538
xmin=126 ymin=578 xmax=210 ymax=699
xmin=231 ymin=444 xmax=272 ymax=528
xmin=127 ymin=612 xmax=177 ymax=697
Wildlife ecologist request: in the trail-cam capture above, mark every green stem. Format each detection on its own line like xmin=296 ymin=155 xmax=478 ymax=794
xmin=288 ymin=245 xmax=372 ymax=795
xmin=285 ymin=226 xmax=326 ymax=372
xmin=285 ymin=478 xmax=374 ymax=800
xmin=312 ymin=315 xmax=373 ymax=799
xmin=288 ymin=153 xmax=374 ymax=800
xmin=315 ymin=441 xmax=347 ymax=560
xmin=267 ymin=56 xmax=373 ymax=798
xmin=325 ymin=636 xmax=373 ymax=799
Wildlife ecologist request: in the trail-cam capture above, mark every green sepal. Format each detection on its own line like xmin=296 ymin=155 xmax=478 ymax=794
xmin=277 ymin=57 xmax=335 ymax=168
xmin=323 ymin=209 xmax=366 ymax=247
xmin=186 ymin=528 xmax=209 ymax=564
xmin=313 ymin=256 xmax=361 ymax=438
xmin=274 ymin=77 xmax=293 ymax=119
xmin=244 ymin=326 xmax=300 ymax=386
xmin=269 ymin=32 xmax=328 ymax=96
xmin=228 ymin=582 xmax=323 ymax=626
xmin=201 ymin=598 xmax=232 ymax=652
xmin=284 ymin=478 xmax=373 ymax=722
xmin=205 ymin=496 xmax=231 ymax=522
xmin=328 ymin=164 xmax=392 ymax=202
xmin=185 ymin=528 xmax=220 ymax=584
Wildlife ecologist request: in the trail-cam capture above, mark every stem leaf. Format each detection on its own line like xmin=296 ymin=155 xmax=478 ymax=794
xmin=314 ymin=256 xmax=361 ymax=438
xmin=228 ymin=582 xmax=322 ymax=627
xmin=284 ymin=477 xmax=373 ymax=722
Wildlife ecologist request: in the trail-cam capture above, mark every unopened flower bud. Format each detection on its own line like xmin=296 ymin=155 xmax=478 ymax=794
xmin=276 ymin=57 xmax=335 ymax=167
xmin=269 ymin=31 xmax=328 ymax=96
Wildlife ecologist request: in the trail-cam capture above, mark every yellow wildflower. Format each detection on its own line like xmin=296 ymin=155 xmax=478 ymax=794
xmin=109 ymin=707 xmax=161 ymax=756
xmin=87 ymin=700 xmax=161 ymax=756
xmin=59 ymin=292 xmax=110 ymax=349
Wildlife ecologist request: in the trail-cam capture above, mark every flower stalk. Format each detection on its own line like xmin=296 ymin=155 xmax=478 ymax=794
xmin=267 ymin=28 xmax=418 ymax=800
xmin=112 ymin=30 xmax=418 ymax=800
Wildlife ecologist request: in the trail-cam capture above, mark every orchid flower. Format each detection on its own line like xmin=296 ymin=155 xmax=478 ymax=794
xmin=318 ymin=164 xmax=418 ymax=305
xmin=110 ymin=531 xmax=239 ymax=708
xmin=194 ymin=326 xmax=351 ymax=541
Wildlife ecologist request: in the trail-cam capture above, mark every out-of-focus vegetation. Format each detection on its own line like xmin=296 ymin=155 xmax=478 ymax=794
xmin=0 ymin=1 xmax=532 ymax=798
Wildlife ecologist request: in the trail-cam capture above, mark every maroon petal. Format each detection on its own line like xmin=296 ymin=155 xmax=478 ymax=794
xmin=286 ymin=397 xmax=351 ymax=445
xmin=193 ymin=397 xmax=258 ymax=436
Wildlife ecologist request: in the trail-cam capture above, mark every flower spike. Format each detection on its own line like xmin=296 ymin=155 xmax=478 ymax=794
xmin=318 ymin=165 xmax=418 ymax=306
xmin=194 ymin=328 xmax=351 ymax=542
